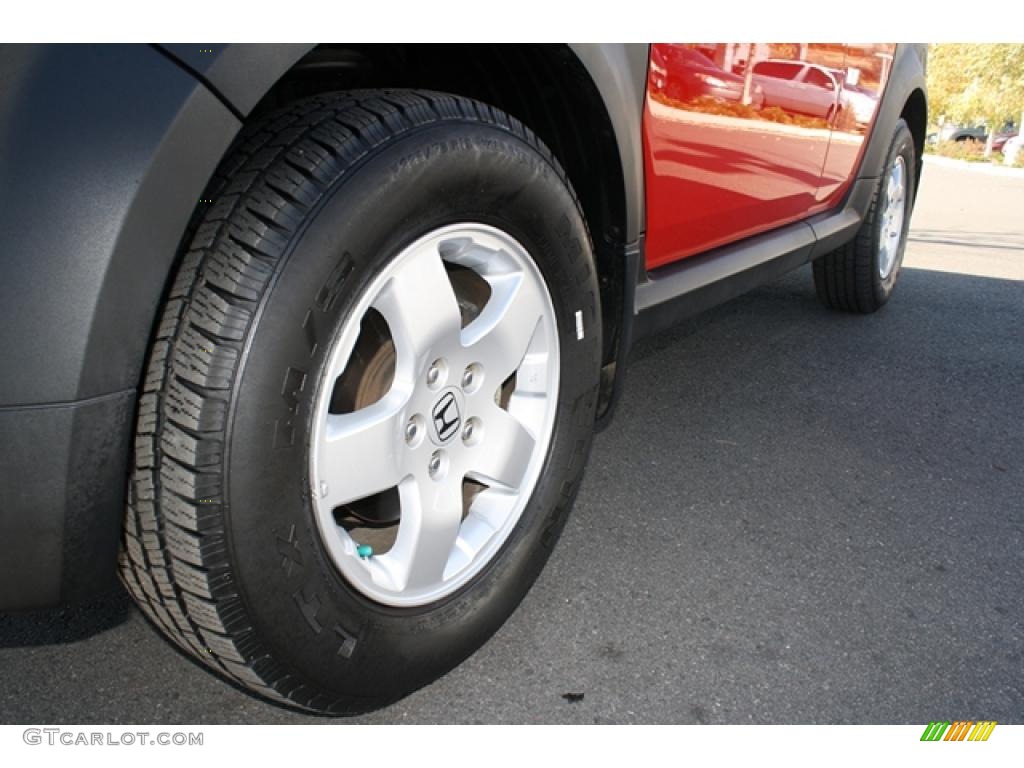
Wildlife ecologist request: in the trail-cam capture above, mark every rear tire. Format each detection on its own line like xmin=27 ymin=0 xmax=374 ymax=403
xmin=119 ymin=90 xmax=601 ymax=714
xmin=813 ymin=118 xmax=916 ymax=313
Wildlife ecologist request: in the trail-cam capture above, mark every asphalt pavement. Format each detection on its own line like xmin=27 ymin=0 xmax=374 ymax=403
xmin=1 ymin=157 xmax=1022 ymax=724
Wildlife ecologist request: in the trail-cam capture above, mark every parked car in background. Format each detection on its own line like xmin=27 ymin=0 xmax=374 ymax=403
xmin=937 ymin=120 xmax=1016 ymax=147
xmin=939 ymin=123 xmax=988 ymax=142
xmin=992 ymin=125 xmax=1018 ymax=153
xmin=0 ymin=42 xmax=927 ymax=715
xmin=1004 ymin=134 xmax=1024 ymax=164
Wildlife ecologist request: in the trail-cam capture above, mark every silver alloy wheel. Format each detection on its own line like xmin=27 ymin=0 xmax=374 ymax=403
xmin=878 ymin=155 xmax=907 ymax=280
xmin=309 ymin=223 xmax=560 ymax=607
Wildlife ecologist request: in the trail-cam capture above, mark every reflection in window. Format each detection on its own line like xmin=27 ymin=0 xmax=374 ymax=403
xmin=752 ymin=61 xmax=800 ymax=80
xmin=805 ymin=68 xmax=835 ymax=90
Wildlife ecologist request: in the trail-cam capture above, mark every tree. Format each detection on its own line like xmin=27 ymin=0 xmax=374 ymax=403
xmin=928 ymin=44 xmax=1024 ymax=155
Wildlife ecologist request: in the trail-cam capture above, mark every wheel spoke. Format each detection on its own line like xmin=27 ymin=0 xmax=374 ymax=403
xmin=389 ymin=475 xmax=463 ymax=590
xmin=890 ymin=159 xmax=905 ymax=204
xmin=463 ymin=272 xmax=546 ymax=386
xmin=511 ymin=349 xmax=554 ymax=396
xmin=319 ymin=392 xmax=406 ymax=507
xmin=889 ymin=179 xmax=900 ymax=206
xmin=373 ymin=245 xmax=463 ymax=377
xmin=467 ymin=404 xmax=537 ymax=491
xmin=310 ymin=224 xmax=560 ymax=606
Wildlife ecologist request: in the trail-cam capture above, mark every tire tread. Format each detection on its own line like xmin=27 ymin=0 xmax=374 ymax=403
xmin=813 ymin=119 xmax=915 ymax=313
xmin=120 ymin=89 xmax=582 ymax=713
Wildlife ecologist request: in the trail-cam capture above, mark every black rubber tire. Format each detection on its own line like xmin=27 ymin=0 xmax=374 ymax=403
xmin=118 ymin=90 xmax=602 ymax=714
xmin=812 ymin=118 xmax=916 ymax=313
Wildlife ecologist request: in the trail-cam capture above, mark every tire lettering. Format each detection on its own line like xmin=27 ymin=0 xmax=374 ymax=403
xmin=273 ymin=367 xmax=307 ymax=448
xmin=314 ymin=253 xmax=354 ymax=313
xmin=333 ymin=624 xmax=358 ymax=658
xmin=292 ymin=586 xmax=323 ymax=634
xmin=275 ymin=525 xmax=303 ymax=577
xmin=301 ymin=309 xmax=319 ymax=359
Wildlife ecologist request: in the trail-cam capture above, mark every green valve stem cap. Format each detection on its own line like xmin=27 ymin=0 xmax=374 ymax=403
xmin=357 ymin=544 xmax=373 ymax=559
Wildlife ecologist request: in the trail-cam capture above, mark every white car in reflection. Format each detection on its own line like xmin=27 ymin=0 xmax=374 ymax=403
xmin=751 ymin=59 xmax=875 ymax=127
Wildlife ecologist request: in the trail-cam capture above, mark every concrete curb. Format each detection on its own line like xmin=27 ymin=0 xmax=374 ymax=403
xmin=923 ymin=154 xmax=1024 ymax=177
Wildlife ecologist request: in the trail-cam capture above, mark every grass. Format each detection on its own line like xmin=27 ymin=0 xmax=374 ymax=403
xmin=926 ymin=139 xmax=992 ymax=162
xmin=924 ymin=137 xmax=1024 ymax=168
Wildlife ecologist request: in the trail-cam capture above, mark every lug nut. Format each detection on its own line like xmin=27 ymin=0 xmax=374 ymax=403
xmin=462 ymin=417 xmax=482 ymax=447
xmin=461 ymin=363 xmax=483 ymax=394
xmin=405 ymin=414 xmax=424 ymax=447
xmin=428 ymin=450 xmax=447 ymax=480
xmin=427 ymin=358 xmax=447 ymax=389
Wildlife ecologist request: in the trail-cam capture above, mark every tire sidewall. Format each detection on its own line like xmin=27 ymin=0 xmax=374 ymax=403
xmin=223 ymin=121 xmax=601 ymax=708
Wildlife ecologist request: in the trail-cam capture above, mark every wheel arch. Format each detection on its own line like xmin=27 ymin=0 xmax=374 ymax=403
xmin=163 ymin=44 xmax=647 ymax=377
xmin=36 ymin=44 xmax=649 ymax=412
xmin=857 ymin=44 xmax=928 ymax=185
xmin=900 ymin=86 xmax=928 ymax=201
xmin=164 ymin=43 xmax=647 ymax=242
xmin=0 ymin=44 xmax=242 ymax=608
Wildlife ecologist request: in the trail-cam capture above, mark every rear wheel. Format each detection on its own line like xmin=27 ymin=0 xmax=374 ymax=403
xmin=813 ymin=118 xmax=916 ymax=313
xmin=119 ymin=90 xmax=602 ymax=714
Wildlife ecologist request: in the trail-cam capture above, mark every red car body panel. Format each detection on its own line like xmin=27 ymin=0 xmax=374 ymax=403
xmin=815 ymin=45 xmax=897 ymax=207
xmin=643 ymin=43 xmax=896 ymax=271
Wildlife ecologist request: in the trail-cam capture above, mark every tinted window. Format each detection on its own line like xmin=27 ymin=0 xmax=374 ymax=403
xmin=804 ymin=67 xmax=835 ymax=89
xmin=672 ymin=46 xmax=717 ymax=69
xmin=752 ymin=61 xmax=801 ymax=80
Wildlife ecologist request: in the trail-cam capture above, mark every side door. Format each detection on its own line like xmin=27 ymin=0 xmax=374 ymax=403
xmin=817 ymin=44 xmax=897 ymax=206
xmin=644 ymin=43 xmax=844 ymax=270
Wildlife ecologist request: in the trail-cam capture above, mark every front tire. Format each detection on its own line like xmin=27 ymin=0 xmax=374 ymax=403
xmin=119 ymin=91 xmax=601 ymax=714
